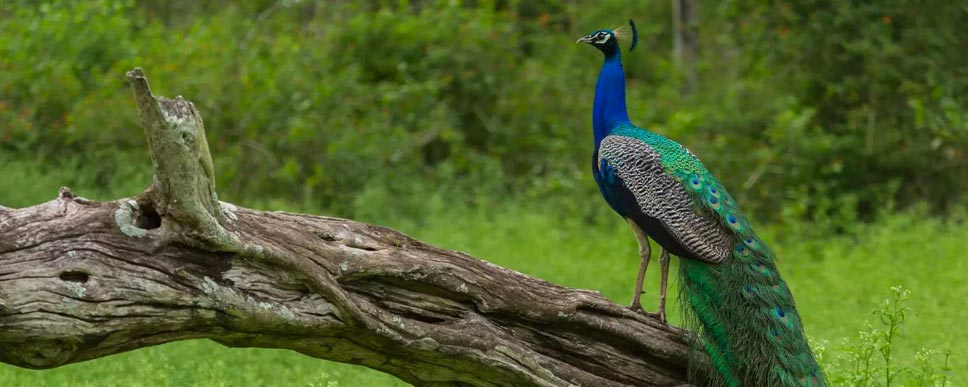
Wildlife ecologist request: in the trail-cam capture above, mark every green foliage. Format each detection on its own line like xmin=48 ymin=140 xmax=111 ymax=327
xmin=816 ymin=286 xmax=953 ymax=387
xmin=1 ymin=0 xmax=963 ymax=220
xmin=708 ymin=1 xmax=968 ymax=219
xmin=0 ymin=154 xmax=149 ymax=207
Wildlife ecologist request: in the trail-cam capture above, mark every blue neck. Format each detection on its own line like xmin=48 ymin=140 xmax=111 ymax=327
xmin=592 ymin=53 xmax=630 ymax=147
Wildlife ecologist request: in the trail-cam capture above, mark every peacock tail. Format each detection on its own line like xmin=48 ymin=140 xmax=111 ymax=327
xmin=678 ymin=224 xmax=825 ymax=386
xmin=601 ymin=126 xmax=825 ymax=387
xmin=672 ymin=164 xmax=824 ymax=386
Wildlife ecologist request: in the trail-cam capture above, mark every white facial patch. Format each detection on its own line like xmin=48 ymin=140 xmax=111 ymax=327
xmin=595 ymin=33 xmax=611 ymax=44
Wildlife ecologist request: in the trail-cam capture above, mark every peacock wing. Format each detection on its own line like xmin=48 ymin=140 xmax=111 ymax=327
xmin=598 ymin=134 xmax=734 ymax=263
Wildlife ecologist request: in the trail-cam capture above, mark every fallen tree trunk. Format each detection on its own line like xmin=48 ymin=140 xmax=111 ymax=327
xmin=0 ymin=68 xmax=693 ymax=386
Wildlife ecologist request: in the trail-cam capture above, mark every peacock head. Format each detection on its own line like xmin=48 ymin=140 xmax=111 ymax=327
xmin=577 ymin=20 xmax=638 ymax=57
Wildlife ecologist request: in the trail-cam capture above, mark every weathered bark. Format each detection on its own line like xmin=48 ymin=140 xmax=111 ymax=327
xmin=0 ymin=69 xmax=693 ymax=386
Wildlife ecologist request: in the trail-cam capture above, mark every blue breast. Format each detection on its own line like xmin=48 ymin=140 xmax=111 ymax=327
xmin=593 ymin=155 xmax=625 ymax=217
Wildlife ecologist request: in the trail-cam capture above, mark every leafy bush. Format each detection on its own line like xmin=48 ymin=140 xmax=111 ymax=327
xmin=0 ymin=0 xmax=964 ymax=221
xmin=710 ymin=1 xmax=968 ymax=219
xmin=815 ymin=286 xmax=954 ymax=386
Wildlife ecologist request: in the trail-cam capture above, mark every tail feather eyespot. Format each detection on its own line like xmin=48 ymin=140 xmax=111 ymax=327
xmin=708 ymin=196 xmax=722 ymax=210
xmin=774 ymin=307 xmax=794 ymax=328
xmin=750 ymin=262 xmax=771 ymax=276
xmin=735 ymin=244 xmax=751 ymax=259
xmin=744 ymin=238 xmax=759 ymax=249
xmin=690 ymin=177 xmax=702 ymax=190
xmin=742 ymin=285 xmax=754 ymax=297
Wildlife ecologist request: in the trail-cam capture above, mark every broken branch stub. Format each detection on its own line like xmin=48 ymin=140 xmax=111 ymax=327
xmin=125 ymin=67 xmax=229 ymax=247
xmin=0 ymin=68 xmax=695 ymax=387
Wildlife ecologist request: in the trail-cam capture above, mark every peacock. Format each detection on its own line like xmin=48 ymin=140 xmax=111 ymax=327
xmin=577 ymin=21 xmax=826 ymax=387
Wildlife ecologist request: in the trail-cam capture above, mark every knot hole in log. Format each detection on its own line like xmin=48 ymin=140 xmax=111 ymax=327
xmin=57 ymin=271 xmax=90 ymax=284
xmin=133 ymin=201 xmax=162 ymax=230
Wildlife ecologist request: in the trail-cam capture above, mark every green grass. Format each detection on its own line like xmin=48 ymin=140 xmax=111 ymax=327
xmin=1 ymin=164 xmax=963 ymax=386
xmin=394 ymin=201 xmax=966 ymax=385
xmin=0 ymin=341 xmax=402 ymax=387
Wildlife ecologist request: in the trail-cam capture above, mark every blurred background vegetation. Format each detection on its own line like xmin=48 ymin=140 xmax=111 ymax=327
xmin=2 ymin=0 xmax=965 ymax=223
xmin=1 ymin=0 xmax=966 ymax=386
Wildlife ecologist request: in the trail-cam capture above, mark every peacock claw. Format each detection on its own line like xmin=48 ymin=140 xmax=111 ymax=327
xmin=628 ymin=305 xmax=667 ymax=324
xmin=646 ymin=311 xmax=668 ymax=325
xmin=627 ymin=302 xmax=644 ymax=313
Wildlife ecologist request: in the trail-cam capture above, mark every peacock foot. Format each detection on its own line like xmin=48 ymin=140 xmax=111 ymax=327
xmin=627 ymin=302 xmax=644 ymax=313
xmin=655 ymin=310 xmax=668 ymax=325
xmin=628 ymin=304 xmax=667 ymax=325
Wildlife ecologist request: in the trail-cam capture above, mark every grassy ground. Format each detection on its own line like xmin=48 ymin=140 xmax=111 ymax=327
xmin=1 ymin=161 xmax=963 ymax=386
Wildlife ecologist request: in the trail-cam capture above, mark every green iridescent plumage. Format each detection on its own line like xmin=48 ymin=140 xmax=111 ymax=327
xmin=580 ymin=26 xmax=826 ymax=387
xmin=612 ymin=126 xmax=825 ymax=387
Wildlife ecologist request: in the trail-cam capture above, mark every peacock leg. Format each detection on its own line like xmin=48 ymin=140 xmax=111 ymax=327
xmin=627 ymin=219 xmax=651 ymax=314
xmin=657 ymin=247 xmax=670 ymax=324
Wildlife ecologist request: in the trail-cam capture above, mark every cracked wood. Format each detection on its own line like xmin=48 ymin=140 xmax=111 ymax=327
xmin=0 ymin=68 xmax=694 ymax=387
xmin=0 ymin=194 xmax=691 ymax=386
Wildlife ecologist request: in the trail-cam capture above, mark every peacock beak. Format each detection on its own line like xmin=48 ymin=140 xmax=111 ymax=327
xmin=576 ymin=35 xmax=594 ymax=44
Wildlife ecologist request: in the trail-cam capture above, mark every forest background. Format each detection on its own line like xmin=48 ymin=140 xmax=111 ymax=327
xmin=1 ymin=1 xmax=965 ymax=385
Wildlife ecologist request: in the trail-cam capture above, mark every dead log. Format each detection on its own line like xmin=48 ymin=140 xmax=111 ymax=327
xmin=0 ymin=68 xmax=693 ymax=387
